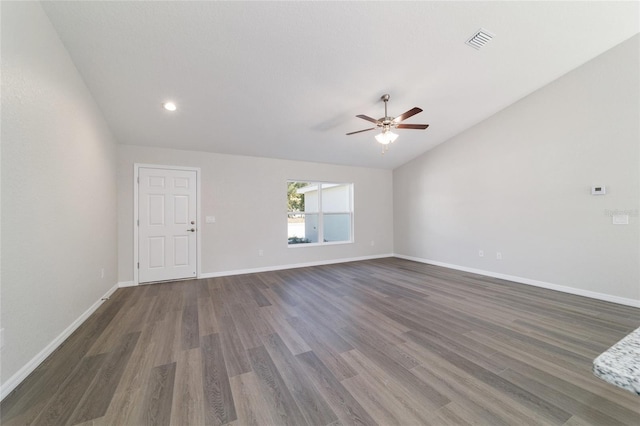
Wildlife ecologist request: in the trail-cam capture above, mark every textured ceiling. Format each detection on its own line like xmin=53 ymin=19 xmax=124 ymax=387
xmin=41 ymin=1 xmax=639 ymax=169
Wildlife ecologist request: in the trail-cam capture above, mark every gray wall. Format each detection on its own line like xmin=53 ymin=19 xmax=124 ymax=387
xmin=394 ymin=35 xmax=640 ymax=303
xmin=1 ymin=2 xmax=118 ymax=385
xmin=117 ymin=145 xmax=393 ymax=282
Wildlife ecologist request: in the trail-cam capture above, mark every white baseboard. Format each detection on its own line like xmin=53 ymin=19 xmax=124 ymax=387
xmin=0 ymin=283 xmax=119 ymax=401
xmin=118 ymin=254 xmax=393 ymax=286
xmin=394 ymin=254 xmax=640 ymax=308
xmin=199 ymin=254 xmax=394 ymax=279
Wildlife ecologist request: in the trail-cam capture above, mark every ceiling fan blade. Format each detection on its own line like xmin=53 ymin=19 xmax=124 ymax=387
xmin=356 ymin=114 xmax=379 ymax=124
xmin=393 ymin=107 xmax=423 ymax=122
xmin=396 ymin=124 xmax=429 ymax=130
xmin=346 ymin=127 xmax=376 ymax=135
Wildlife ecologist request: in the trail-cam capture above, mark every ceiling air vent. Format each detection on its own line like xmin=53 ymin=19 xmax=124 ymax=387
xmin=465 ymin=28 xmax=494 ymax=50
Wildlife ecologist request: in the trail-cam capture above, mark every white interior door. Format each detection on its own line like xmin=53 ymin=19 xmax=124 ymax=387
xmin=138 ymin=167 xmax=197 ymax=283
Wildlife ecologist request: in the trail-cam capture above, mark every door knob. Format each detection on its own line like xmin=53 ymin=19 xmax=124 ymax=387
xmin=187 ymin=228 xmax=195 ymax=232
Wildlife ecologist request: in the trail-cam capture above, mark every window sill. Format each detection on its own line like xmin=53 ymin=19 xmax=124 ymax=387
xmin=287 ymin=240 xmax=354 ymax=248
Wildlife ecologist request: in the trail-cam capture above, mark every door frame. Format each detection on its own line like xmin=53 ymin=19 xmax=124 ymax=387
xmin=133 ymin=163 xmax=202 ymax=285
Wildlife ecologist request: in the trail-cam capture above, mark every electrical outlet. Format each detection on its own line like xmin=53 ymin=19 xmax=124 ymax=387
xmin=478 ymin=250 xmax=484 ymax=257
xmin=100 ymin=268 xmax=105 ymax=279
xmin=370 ymin=240 xmax=375 ymax=246
xmin=258 ymin=249 xmax=264 ymax=257
xmin=496 ymin=252 xmax=502 ymax=260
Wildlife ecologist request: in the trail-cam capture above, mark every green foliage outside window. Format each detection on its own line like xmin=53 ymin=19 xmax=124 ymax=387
xmin=287 ymin=182 xmax=306 ymax=212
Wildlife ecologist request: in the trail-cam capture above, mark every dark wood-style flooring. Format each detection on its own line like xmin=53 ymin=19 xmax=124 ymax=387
xmin=2 ymin=258 xmax=639 ymax=425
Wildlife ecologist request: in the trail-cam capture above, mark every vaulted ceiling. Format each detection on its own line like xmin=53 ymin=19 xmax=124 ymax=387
xmin=42 ymin=1 xmax=639 ymax=169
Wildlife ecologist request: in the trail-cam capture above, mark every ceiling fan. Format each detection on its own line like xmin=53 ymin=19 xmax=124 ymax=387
xmin=347 ymin=94 xmax=429 ymax=153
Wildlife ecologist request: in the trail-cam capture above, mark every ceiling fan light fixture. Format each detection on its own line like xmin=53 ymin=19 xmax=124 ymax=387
xmin=375 ymin=130 xmax=398 ymax=145
xmin=347 ymin=94 xmax=428 ymax=152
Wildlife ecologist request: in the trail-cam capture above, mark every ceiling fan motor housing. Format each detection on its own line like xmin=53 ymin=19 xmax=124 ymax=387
xmin=345 ymin=93 xmax=429 ymax=137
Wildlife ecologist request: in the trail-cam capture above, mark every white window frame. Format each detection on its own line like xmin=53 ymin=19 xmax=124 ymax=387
xmin=287 ymin=180 xmax=354 ymax=247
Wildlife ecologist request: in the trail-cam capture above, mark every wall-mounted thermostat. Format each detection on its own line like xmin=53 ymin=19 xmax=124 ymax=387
xmin=591 ymin=185 xmax=606 ymax=195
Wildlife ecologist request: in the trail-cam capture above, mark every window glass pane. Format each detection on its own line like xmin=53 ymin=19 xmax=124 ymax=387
xmin=288 ymin=182 xmax=317 ymax=213
xmin=288 ymin=180 xmax=352 ymax=246
xmin=288 ymin=212 xmax=318 ymax=244
xmin=323 ymin=213 xmax=351 ymax=242
xmin=321 ymin=183 xmax=350 ymax=212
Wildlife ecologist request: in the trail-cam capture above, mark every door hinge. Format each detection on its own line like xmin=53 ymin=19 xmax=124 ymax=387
xmin=137 ymin=262 xmax=139 ymax=269
xmin=137 ymin=177 xmax=139 ymax=183
xmin=137 ymin=219 xmax=139 ymax=226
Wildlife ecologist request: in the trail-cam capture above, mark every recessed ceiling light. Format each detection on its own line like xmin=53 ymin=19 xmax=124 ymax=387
xmin=163 ymin=102 xmax=177 ymax=111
